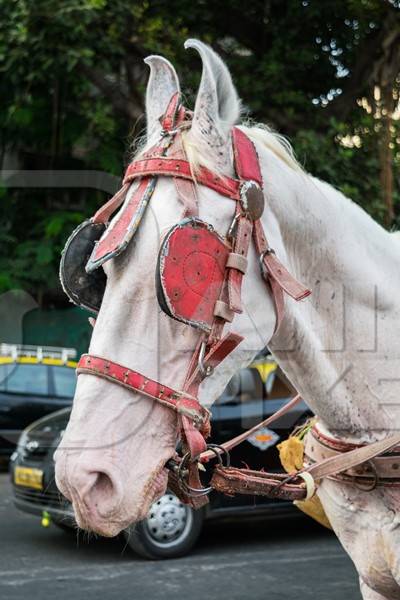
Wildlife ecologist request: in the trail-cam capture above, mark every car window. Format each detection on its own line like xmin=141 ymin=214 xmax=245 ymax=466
xmin=215 ymin=365 xmax=294 ymax=406
xmin=51 ymin=366 xmax=76 ymax=398
xmin=0 ymin=363 xmax=48 ymax=396
xmin=216 ymin=369 xmax=264 ymax=405
xmin=266 ymin=368 xmax=295 ymax=399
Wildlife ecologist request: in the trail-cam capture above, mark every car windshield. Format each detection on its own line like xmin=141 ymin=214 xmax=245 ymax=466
xmin=51 ymin=366 xmax=76 ymax=398
xmin=0 ymin=363 xmax=48 ymax=396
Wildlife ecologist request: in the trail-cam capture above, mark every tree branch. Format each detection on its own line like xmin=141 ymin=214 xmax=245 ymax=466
xmin=78 ymin=62 xmax=144 ymax=123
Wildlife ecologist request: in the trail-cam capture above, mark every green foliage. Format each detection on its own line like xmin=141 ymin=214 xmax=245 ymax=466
xmin=0 ymin=0 xmax=399 ymax=303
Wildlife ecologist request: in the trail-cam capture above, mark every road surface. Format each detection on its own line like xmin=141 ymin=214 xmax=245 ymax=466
xmin=0 ymin=473 xmax=361 ymax=600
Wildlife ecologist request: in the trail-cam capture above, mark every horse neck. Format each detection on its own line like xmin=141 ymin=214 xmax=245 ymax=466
xmin=260 ymin=150 xmax=400 ymax=440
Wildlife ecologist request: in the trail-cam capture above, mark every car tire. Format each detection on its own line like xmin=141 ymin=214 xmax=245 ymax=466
xmin=123 ymin=491 xmax=204 ymax=559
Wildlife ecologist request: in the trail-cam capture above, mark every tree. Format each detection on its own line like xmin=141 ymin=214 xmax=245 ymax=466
xmin=0 ymin=0 xmax=399 ymax=303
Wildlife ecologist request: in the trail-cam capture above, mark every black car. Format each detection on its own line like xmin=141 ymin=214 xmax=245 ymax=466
xmin=10 ymin=357 xmax=310 ymax=559
xmin=0 ymin=344 xmax=77 ymax=460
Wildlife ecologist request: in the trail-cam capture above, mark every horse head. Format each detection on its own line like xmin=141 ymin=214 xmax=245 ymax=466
xmin=54 ymin=40 xmax=294 ymax=536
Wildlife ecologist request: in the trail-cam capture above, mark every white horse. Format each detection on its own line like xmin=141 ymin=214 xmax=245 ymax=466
xmin=55 ymin=40 xmax=400 ymax=599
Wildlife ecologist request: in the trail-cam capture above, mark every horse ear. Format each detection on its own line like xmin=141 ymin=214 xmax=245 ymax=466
xmin=144 ymin=55 xmax=180 ymax=140
xmin=184 ymin=39 xmax=240 ymax=149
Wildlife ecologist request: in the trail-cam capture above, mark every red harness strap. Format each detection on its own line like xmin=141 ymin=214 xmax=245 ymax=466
xmin=77 ymin=354 xmax=210 ymax=458
xmin=124 ymin=158 xmax=242 ymax=200
xmin=160 ymin=91 xmax=183 ymax=132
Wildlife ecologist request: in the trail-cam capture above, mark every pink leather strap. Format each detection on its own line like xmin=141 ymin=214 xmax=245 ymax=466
xmin=305 ymin=425 xmax=400 ymax=481
xmin=268 ymin=277 xmax=286 ymax=332
xmin=227 ymin=215 xmax=253 ymax=313
xmin=262 ymin=252 xmax=311 ymax=301
xmin=123 ymin=123 xmax=261 ymax=203
xmin=92 ymin=184 xmax=130 ymax=225
xmin=253 ymin=220 xmax=311 ymax=302
xmin=305 ymin=428 xmax=400 ymax=482
xmin=200 ymin=394 xmax=303 ymax=462
xmin=252 ymin=220 xmax=311 ymax=331
xmin=213 ymin=300 xmax=235 ymax=322
xmin=226 ymin=253 xmax=248 ymax=273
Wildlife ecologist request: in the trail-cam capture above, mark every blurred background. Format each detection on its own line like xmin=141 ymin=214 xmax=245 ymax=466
xmin=1 ymin=0 xmax=400 ymax=316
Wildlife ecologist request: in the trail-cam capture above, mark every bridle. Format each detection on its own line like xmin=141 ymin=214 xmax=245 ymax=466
xmin=60 ymin=92 xmax=309 ymax=498
xmin=61 ymin=92 xmax=400 ymax=504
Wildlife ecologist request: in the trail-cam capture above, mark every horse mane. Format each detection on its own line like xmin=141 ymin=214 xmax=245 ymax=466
xmin=182 ymin=121 xmax=303 ymax=177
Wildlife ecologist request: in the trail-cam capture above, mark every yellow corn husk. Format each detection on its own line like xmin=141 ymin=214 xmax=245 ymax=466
xmin=277 ymin=434 xmax=332 ymax=530
xmin=293 ymin=498 xmax=332 ymax=529
xmin=277 ymin=436 xmax=305 ymax=472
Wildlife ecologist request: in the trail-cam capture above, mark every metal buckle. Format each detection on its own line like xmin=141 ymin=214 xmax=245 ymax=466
xmin=176 ymin=444 xmax=231 ymax=498
xmin=353 ymin=461 xmax=379 ymax=492
xmin=259 ymin=247 xmax=276 ymax=260
xmin=259 ymin=247 xmax=275 ymax=278
xmin=198 ymin=341 xmax=214 ymax=377
xmin=227 ymin=212 xmax=240 ymax=242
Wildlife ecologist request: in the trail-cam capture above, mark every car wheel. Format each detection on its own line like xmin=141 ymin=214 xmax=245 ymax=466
xmin=123 ymin=492 xmax=204 ymax=559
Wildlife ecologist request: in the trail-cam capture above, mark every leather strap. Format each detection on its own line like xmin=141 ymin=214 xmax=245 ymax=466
xmin=232 ymin=127 xmax=263 ymax=185
xmin=174 ymin=175 xmax=198 ymax=217
xmin=227 ymin=215 xmax=253 ymax=313
xmin=77 ymin=354 xmax=210 ymax=458
xmin=263 ymin=252 xmax=311 ymax=302
xmin=160 ymin=92 xmax=183 ymax=132
xmin=253 ymin=220 xmax=311 ymax=302
xmin=211 ymin=466 xmax=307 ymax=501
xmin=123 ymin=158 xmax=241 ymax=200
xmin=167 ymin=128 xmax=199 ymax=217
xmin=305 ymin=426 xmax=400 ymax=480
xmin=92 ymin=184 xmax=130 ymax=225
xmin=226 ymin=252 xmax=248 ymax=274
xmin=209 ymin=422 xmax=400 ymax=501
xmin=213 ymin=300 xmax=235 ymax=322
xmin=252 ymin=220 xmax=311 ymax=331
xmin=88 ymin=178 xmax=154 ymax=272
xmin=305 ymin=427 xmax=400 ymax=482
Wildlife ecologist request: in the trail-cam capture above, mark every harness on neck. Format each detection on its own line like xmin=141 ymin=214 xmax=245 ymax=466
xmin=59 ymin=93 xmax=311 ymax=504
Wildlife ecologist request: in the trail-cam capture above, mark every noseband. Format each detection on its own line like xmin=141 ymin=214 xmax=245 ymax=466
xmin=60 ymin=92 xmax=311 ymax=500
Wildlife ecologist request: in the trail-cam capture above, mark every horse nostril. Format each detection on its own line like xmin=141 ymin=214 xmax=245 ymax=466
xmin=92 ymin=472 xmax=114 ymax=498
xmin=85 ymin=471 xmax=118 ymax=513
